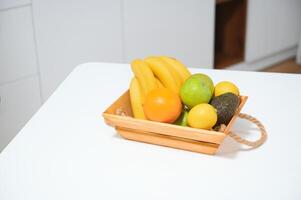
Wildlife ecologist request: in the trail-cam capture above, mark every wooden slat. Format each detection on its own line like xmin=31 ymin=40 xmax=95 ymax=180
xmin=224 ymin=96 xmax=248 ymax=134
xmin=104 ymin=114 xmax=225 ymax=145
xmin=104 ymin=90 xmax=133 ymax=117
xmin=117 ymin=127 xmax=219 ymax=155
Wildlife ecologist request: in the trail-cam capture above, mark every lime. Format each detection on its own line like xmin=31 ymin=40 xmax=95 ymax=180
xmin=187 ymin=104 xmax=217 ymax=130
xmin=174 ymin=110 xmax=188 ymax=126
xmin=214 ymin=81 xmax=239 ymax=97
xmin=190 ymin=73 xmax=214 ymax=96
xmin=180 ymin=75 xmax=212 ymax=109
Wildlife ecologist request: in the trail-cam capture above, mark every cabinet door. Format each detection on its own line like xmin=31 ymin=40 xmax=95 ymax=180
xmin=0 ymin=76 xmax=41 ymax=152
xmin=123 ymin=0 xmax=215 ymax=68
xmin=245 ymin=0 xmax=301 ymax=62
xmin=0 ymin=6 xmax=38 ymax=84
xmin=32 ymin=0 xmax=124 ymax=100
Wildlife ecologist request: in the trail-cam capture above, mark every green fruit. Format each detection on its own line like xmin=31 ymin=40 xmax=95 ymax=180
xmin=180 ymin=75 xmax=212 ymax=109
xmin=210 ymin=93 xmax=240 ymax=125
xmin=190 ymin=73 xmax=214 ymax=96
xmin=174 ymin=110 xmax=188 ymax=126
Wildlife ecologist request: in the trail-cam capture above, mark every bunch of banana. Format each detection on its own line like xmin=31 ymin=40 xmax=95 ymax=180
xmin=129 ymin=56 xmax=191 ymax=119
xmin=129 ymin=77 xmax=146 ymax=119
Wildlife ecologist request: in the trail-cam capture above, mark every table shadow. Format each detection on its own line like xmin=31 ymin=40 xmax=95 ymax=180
xmin=216 ymin=119 xmax=262 ymax=159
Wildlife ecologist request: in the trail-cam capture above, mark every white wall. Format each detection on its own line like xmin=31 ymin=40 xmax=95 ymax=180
xmin=32 ymin=0 xmax=215 ymax=100
xmin=245 ymin=0 xmax=301 ymax=62
xmin=0 ymin=0 xmax=30 ymax=10
xmin=123 ymin=0 xmax=215 ymax=68
xmin=32 ymin=0 xmax=124 ymax=100
xmin=0 ymin=77 xmax=41 ymax=150
xmin=0 ymin=2 xmax=41 ymax=152
xmin=0 ymin=6 xmax=38 ymax=84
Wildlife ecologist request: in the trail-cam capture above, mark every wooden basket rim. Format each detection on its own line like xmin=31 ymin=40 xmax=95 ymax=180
xmin=103 ymin=112 xmax=226 ymax=136
xmin=102 ymin=90 xmax=248 ymax=145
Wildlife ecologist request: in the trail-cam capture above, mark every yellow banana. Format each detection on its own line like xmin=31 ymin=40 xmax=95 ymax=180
xmin=155 ymin=78 xmax=164 ymax=88
xmin=159 ymin=56 xmax=191 ymax=82
xmin=155 ymin=57 xmax=183 ymax=86
xmin=129 ymin=77 xmax=146 ymax=119
xmin=144 ymin=57 xmax=180 ymax=94
xmin=131 ymin=59 xmax=157 ymax=96
xmin=157 ymin=57 xmax=184 ymax=87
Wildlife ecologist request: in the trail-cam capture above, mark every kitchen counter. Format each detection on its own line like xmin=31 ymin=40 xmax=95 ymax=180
xmin=0 ymin=63 xmax=300 ymax=199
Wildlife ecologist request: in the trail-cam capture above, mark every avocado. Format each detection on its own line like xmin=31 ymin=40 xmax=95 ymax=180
xmin=210 ymin=93 xmax=240 ymax=125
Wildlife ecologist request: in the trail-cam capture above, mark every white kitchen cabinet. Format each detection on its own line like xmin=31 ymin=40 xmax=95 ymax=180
xmin=276 ymin=0 xmax=301 ymax=50
xmin=0 ymin=76 xmax=41 ymax=152
xmin=0 ymin=0 xmax=30 ymax=10
xmin=245 ymin=0 xmax=301 ymax=62
xmin=32 ymin=0 xmax=124 ymax=100
xmin=123 ymin=0 xmax=215 ymax=68
xmin=0 ymin=6 xmax=38 ymax=84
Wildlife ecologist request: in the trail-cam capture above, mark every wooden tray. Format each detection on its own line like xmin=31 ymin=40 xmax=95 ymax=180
xmin=103 ymin=90 xmax=248 ymax=155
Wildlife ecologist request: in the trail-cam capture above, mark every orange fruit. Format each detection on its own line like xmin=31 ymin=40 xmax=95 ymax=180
xmin=143 ymin=88 xmax=182 ymax=123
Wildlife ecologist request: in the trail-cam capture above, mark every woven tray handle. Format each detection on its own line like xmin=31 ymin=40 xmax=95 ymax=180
xmin=227 ymin=113 xmax=267 ymax=148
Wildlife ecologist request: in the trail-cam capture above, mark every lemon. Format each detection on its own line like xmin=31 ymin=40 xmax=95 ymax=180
xmin=214 ymin=81 xmax=239 ymax=97
xmin=187 ymin=104 xmax=217 ymax=130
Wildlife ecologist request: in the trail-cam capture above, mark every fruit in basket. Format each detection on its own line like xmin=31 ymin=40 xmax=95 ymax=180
xmin=129 ymin=56 xmax=192 ymax=120
xmin=159 ymin=56 xmax=191 ymax=82
xmin=155 ymin=78 xmax=164 ymax=88
xmin=129 ymin=77 xmax=146 ymax=119
xmin=174 ymin=110 xmax=189 ymax=126
xmin=211 ymin=93 xmax=240 ymax=125
xmin=144 ymin=57 xmax=181 ymax=94
xmin=131 ymin=59 xmax=157 ymax=95
xmin=214 ymin=81 xmax=239 ymax=97
xmin=143 ymin=88 xmax=182 ymax=123
xmin=154 ymin=57 xmax=183 ymax=86
xmin=187 ymin=104 xmax=217 ymax=129
xmin=180 ymin=75 xmax=212 ymax=109
xmin=190 ymin=73 xmax=214 ymax=96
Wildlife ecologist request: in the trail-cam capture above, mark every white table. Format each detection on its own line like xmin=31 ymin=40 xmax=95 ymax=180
xmin=1 ymin=63 xmax=301 ymax=200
